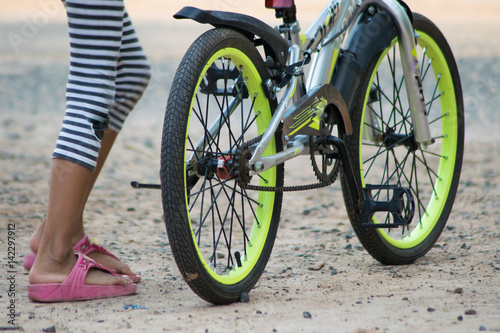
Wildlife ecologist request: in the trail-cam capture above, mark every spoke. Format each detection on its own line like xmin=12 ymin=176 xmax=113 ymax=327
xmin=209 ymin=180 xmax=231 ymax=269
xmin=257 ymin=173 xmax=269 ymax=184
xmin=240 ymin=181 xmax=247 ymax=257
xmin=372 ymin=82 xmax=401 ymax=128
xmin=426 ymin=92 xmax=444 ymax=107
xmin=411 ymin=153 xmax=428 ymax=225
xmin=364 ymin=118 xmax=384 ymax=134
xmin=414 ymin=151 xmax=441 ymax=181
xmin=394 ymin=75 xmax=409 ymax=135
xmin=421 ymin=149 xmax=448 ymax=159
xmin=363 ymin=134 xmax=412 ymax=169
xmin=189 ymin=180 xmax=223 ymax=201
xmin=241 ymin=186 xmax=261 ymax=230
xmin=373 ymin=148 xmax=391 ymax=201
xmin=370 ymin=147 xmax=412 ymax=201
xmin=220 ymin=181 xmax=252 ymax=245
xmin=429 ymin=112 xmax=449 ymax=125
xmin=367 ymin=102 xmax=391 ymax=131
xmin=419 ymin=149 xmax=439 ymax=200
xmin=363 ymin=136 xmax=389 ymax=177
xmin=195 ymin=170 xmax=209 ymax=243
xmin=191 ymin=99 xmax=225 ymax=157
xmin=211 ymin=181 xmax=243 ymax=271
xmin=421 ymin=47 xmax=427 ymax=78
xmin=236 ymin=97 xmax=260 ymax=147
xmin=390 ymin=148 xmax=412 ymax=188
xmin=197 ymin=177 xmax=235 ymax=246
xmin=426 ymin=74 xmax=442 ymax=117
xmin=421 ymin=58 xmax=433 ymax=82
xmin=376 ymin=72 xmax=384 ymax=125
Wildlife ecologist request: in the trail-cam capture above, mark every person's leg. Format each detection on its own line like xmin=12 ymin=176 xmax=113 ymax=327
xmin=28 ymin=3 xmax=150 ymax=277
xmin=107 ymin=8 xmax=151 ymax=133
xmin=29 ymin=159 xmax=131 ymax=287
xmin=28 ymin=0 xmax=135 ymax=293
xmin=28 ymin=129 xmax=137 ymax=277
xmin=30 ymin=5 xmax=151 ymax=275
xmin=28 ymin=129 xmax=117 ymax=253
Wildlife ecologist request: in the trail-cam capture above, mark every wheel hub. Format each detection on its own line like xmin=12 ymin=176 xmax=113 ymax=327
xmin=383 ymin=128 xmax=419 ymax=152
xmin=217 ymin=156 xmax=234 ymax=180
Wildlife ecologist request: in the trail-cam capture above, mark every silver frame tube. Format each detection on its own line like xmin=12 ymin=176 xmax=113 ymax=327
xmin=204 ymin=0 xmax=433 ymax=176
xmin=360 ymin=0 xmax=432 ymax=145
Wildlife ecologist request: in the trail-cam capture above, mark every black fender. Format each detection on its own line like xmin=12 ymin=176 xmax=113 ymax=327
xmin=343 ymin=11 xmax=397 ymax=72
xmin=174 ymin=6 xmax=289 ymax=67
xmin=332 ymin=9 xmax=398 ymax=110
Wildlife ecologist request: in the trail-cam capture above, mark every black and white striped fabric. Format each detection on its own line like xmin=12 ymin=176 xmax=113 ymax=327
xmin=53 ymin=0 xmax=151 ymax=170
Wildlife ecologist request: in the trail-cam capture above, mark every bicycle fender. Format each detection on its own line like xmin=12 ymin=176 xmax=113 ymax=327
xmin=343 ymin=11 xmax=397 ymax=72
xmin=174 ymin=6 xmax=289 ymax=67
xmin=332 ymin=10 xmax=397 ymax=110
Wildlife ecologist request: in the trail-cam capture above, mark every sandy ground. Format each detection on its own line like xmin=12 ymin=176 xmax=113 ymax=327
xmin=1 ymin=0 xmax=500 ymax=332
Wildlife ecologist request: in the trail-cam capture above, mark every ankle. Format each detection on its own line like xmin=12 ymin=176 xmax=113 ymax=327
xmin=28 ymin=219 xmax=46 ymax=253
xmin=29 ymin=249 xmax=76 ymax=284
xmin=72 ymin=231 xmax=86 ymax=247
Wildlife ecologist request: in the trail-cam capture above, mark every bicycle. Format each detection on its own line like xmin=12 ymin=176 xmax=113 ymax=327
xmin=133 ymin=0 xmax=464 ymax=305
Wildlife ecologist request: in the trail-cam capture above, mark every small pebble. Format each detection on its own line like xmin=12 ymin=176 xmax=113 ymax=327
xmin=465 ymin=309 xmax=477 ymax=315
xmin=331 ymin=268 xmax=338 ymax=276
xmin=427 ymin=307 xmax=435 ymax=312
xmin=43 ymin=326 xmax=56 ymax=332
xmin=457 ymin=315 xmax=463 ymax=321
xmin=479 ymin=325 xmax=487 ymax=331
xmin=303 ymin=311 xmax=312 ymax=319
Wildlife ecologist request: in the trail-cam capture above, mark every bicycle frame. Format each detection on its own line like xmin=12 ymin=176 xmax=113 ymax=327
xmin=248 ymin=0 xmax=433 ymax=175
xmin=175 ymin=0 xmax=433 ymax=181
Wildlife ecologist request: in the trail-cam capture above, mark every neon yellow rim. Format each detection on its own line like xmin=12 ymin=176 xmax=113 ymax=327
xmin=360 ymin=31 xmax=458 ymax=249
xmin=185 ymin=48 xmax=277 ymax=284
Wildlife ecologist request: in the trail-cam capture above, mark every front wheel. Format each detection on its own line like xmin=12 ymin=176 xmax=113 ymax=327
xmin=342 ymin=13 xmax=464 ymax=264
xmin=160 ymin=28 xmax=284 ymax=304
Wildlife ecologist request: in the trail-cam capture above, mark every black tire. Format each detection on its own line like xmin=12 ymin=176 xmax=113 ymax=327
xmin=160 ymin=28 xmax=284 ymax=304
xmin=342 ymin=13 xmax=464 ymax=264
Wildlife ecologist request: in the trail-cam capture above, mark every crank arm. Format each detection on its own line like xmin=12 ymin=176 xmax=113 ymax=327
xmin=249 ymin=135 xmax=309 ymax=176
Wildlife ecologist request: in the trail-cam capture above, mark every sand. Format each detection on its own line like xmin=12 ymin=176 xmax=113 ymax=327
xmin=1 ymin=1 xmax=499 ymax=332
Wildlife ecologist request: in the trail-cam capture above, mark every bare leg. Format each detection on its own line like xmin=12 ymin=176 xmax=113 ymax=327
xmin=28 ymin=129 xmax=137 ymax=277
xmin=29 ymin=158 xmax=131 ymax=286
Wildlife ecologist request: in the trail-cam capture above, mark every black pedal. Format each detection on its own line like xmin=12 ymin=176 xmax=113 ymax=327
xmin=361 ymin=185 xmax=415 ymax=228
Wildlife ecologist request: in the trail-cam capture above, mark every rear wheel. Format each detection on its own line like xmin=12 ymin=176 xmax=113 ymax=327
xmin=342 ymin=13 xmax=464 ymax=264
xmin=160 ymin=28 xmax=284 ymax=304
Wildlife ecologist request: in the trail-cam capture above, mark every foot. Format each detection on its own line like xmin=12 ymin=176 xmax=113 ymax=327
xmin=28 ymin=252 xmax=136 ymax=302
xmin=28 ymin=220 xmax=138 ymax=278
xmin=29 ymin=251 xmax=132 ymax=287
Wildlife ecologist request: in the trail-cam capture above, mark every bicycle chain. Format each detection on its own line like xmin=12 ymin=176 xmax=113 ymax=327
xmin=235 ymin=136 xmax=338 ymax=192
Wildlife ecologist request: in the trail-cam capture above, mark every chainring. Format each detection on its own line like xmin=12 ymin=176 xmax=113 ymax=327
xmin=309 ymin=107 xmax=342 ymax=183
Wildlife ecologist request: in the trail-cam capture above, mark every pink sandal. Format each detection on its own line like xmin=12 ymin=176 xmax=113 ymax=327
xmin=24 ymin=235 xmax=141 ymax=283
xmin=27 ymin=252 xmax=137 ymax=302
